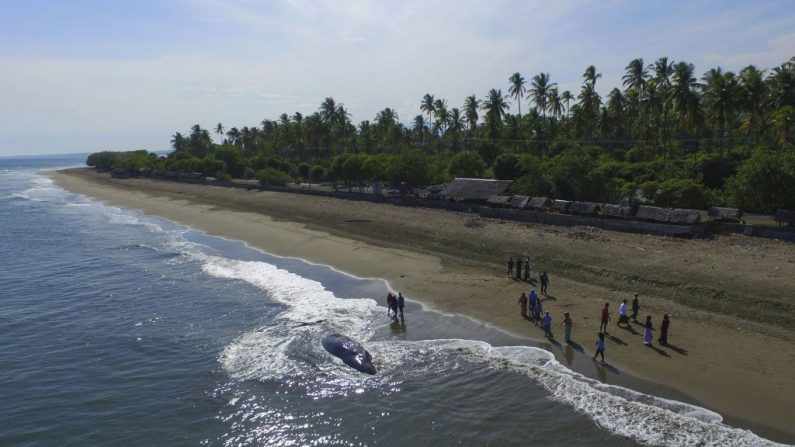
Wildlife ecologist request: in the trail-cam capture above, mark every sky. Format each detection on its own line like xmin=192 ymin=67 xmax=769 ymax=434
xmin=0 ymin=0 xmax=793 ymax=156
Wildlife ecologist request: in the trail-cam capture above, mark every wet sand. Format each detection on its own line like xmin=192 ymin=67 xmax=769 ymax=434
xmin=50 ymin=169 xmax=795 ymax=442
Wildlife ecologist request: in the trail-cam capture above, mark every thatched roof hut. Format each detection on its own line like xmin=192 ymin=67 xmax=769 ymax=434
xmin=508 ymin=195 xmax=530 ymax=209
xmin=668 ymin=208 xmax=701 ymax=225
xmin=441 ymin=178 xmax=513 ymax=202
xmin=636 ymin=206 xmax=700 ymax=224
xmin=636 ymin=206 xmax=668 ymax=222
xmin=775 ymin=209 xmax=795 ymax=226
xmin=528 ymin=197 xmax=552 ymax=211
xmin=551 ymin=200 xmax=570 ymax=213
xmin=602 ymin=203 xmax=634 ymax=219
xmin=568 ymin=201 xmax=601 ymax=216
xmin=708 ymin=207 xmax=743 ymax=222
xmin=487 ymin=195 xmax=512 ymax=207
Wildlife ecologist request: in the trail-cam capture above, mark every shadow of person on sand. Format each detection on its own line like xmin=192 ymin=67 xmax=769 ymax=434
xmin=542 ymin=294 xmax=557 ymax=301
xmin=563 ymin=344 xmax=574 ymax=365
xmin=567 ymin=340 xmax=584 ymax=353
xmin=661 ymin=343 xmax=688 ymax=355
xmin=604 ymin=333 xmax=627 ymax=346
xmin=645 ymin=343 xmax=670 ymax=357
xmin=618 ymin=324 xmax=638 ymax=335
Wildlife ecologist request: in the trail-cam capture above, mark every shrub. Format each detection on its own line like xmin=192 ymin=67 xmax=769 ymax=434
xmin=256 ymin=167 xmax=293 ymax=186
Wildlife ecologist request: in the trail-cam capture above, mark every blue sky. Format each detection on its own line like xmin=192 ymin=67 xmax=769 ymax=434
xmin=0 ymin=0 xmax=793 ymax=155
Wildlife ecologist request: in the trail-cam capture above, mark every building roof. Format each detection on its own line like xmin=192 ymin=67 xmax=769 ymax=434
xmin=602 ymin=203 xmax=633 ymax=218
xmin=487 ymin=195 xmax=512 ymax=206
xmin=708 ymin=206 xmax=742 ymax=221
xmin=528 ymin=197 xmax=552 ymax=210
xmin=508 ymin=195 xmax=530 ymax=209
xmin=441 ymin=178 xmax=513 ymax=201
xmin=568 ymin=201 xmax=601 ymax=216
xmin=636 ymin=206 xmax=701 ymax=224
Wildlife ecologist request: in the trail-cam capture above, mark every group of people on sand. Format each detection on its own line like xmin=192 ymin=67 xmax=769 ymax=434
xmin=386 ymin=292 xmax=405 ymax=321
xmin=507 ymin=256 xmax=548 ymax=292
xmin=518 ymin=289 xmax=673 ymax=363
xmin=594 ymin=294 xmax=673 ymax=362
xmin=517 ymin=287 xmax=555 ymax=339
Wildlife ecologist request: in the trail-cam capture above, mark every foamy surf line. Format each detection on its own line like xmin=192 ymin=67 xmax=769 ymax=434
xmin=196 ymin=254 xmax=782 ymax=447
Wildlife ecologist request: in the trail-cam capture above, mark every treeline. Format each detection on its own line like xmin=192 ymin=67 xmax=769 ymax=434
xmin=88 ymin=56 xmax=795 ymax=213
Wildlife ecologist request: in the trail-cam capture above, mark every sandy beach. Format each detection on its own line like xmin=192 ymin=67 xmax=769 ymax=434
xmin=50 ymin=168 xmax=795 ymax=442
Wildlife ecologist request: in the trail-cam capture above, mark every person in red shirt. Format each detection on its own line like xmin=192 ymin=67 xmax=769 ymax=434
xmin=599 ymin=302 xmax=610 ymax=333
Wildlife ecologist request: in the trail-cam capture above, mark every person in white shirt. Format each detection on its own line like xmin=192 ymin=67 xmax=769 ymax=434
xmin=617 ymin=299 xmax=629 ymax=327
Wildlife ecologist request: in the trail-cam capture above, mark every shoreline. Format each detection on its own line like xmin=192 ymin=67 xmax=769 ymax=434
xmin=49 ymin=168 xmax=795 ymax=442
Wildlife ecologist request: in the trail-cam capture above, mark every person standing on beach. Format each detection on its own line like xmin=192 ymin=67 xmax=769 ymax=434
xmin=542 ymin=312 xmax=553 ymax=338
xmin=534 ymin=298 xmax=543 ymax=324
xmin=561 ymin=312 xmax=573 ymax=343
xmin=659 ymin=315 xmax=670 ymax=345
xmin=617 ymin=299 xmax=629 ymax=328
xmin=540 ymin=271 xmax=549 ymax=295
xmin=515 ymin=257 xmax=523 ymax=280
xmin=518 ymin=292 xmax=528 ymax=319
xmin=592 ymin=332 xmax=606 ymax=362
xmin=631 ymin=293 xmax=640 ymax=322
xmin=643 ymin=316 xmax=654 ymax=345
xmin=397 ymin=292 xmax=405 ymax=317
xmin=528 ymin=288 xmax=538 ymax=322
xmin=508 ymin=256 xmax=514 ymax=275
xmin=386 ymin=293 xmax=396 ymax=319
xmin=599 ymin=303 xmax=610 ymax=333
xmin=524 ymin=258 xmax=530 ymax=282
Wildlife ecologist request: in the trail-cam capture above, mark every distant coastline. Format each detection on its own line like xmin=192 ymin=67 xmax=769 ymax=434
xmin=50 ymin=168 xmax=795 ymax=443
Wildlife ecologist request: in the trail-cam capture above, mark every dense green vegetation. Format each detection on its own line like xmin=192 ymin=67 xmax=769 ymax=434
xmin=87 ymin=57 xmax=795 ymax=213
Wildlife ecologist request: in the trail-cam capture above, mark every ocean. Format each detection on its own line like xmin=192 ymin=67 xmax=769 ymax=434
xmin=0 ymin=155 xmax=783 ymax=446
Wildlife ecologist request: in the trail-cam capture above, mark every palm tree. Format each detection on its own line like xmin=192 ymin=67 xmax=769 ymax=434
xmin=433 ymin=98 xmax=449 ymax=135
xmin=508 ymin=72 xmax=527 ymax=120
xmin=561 ymin=90 xmax=573 ymax=117
xmin=226 ymin=127 xmax=241 ymax=146
xmin=420 ymin=94 xmax=436 ymax=131
xmin=623 ymin=58 xmax=649 ymax=145
xmin=481 ymin=88 xmax=510 ymax=137
xmin=583 ymin=65 xmax=601 ymax=89
xmin=547 ymin=87 xmax=563 ymax=119
xmin=651 ymin=57 xmax=675 ymax=149
xmin=768 ymin=63 xmax=795 ymax=109
xmin=412 ymin=114 xmax=426 ymax=145
xmin=319 ymin=97 xmax=337 ymax=123
xmin=530 ymin=73 xmax=556 ymax=116
xmin=463 ymin=95 xmax=480 ymax=131
xmin=738 ymin=65 xmax=767 ymax=143
xmin=670 ymin=61 xmax=701 ymax=136
xmin=622 ymin=58 xmax=649 ymax=91
xmin=577 ymin=84 xmax=601 ymax=138
xmin=702 ymin=67 xmax=740 ymax=153
xmin=652 ymin=57 xmax=675 ymax=87
xmin=448 ymin=108 xmax=465 ymax=151
xmin=170 ymin=132 xmax=186 ymax=151
xmin=215 ymin=123 xmax=225 ymax=139
xmin=606 ymin=88 xmax=627 ymax=139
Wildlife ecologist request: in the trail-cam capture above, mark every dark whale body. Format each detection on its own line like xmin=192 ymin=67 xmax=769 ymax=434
xmin=321 ymin=333 xmax=377 ymax=375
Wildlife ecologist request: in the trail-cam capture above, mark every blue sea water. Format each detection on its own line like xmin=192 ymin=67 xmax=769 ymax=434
xmin=0 ymin=155 xmax=784 ymax=446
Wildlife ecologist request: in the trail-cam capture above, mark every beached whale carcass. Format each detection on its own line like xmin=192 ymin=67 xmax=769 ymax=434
xmin=321 ymin=333 xmax=377 ymax=375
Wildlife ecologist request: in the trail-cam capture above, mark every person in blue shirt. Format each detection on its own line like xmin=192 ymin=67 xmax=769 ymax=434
xmin=542 ymin=312 xmax=553 ymax=338
xmin=592 ymin=332 xmax=606 ymax=362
